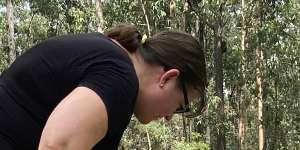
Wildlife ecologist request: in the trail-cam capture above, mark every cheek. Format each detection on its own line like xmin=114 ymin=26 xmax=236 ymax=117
xmin=136 ymin=87 xmax=181 ymax=121
xmin=170 ymin=91 xmax=183 ymax=112
xmin=159 ymin=94 xmax=181 ymax=114
xmin=134 ymin=95 xmax=160 ymax=122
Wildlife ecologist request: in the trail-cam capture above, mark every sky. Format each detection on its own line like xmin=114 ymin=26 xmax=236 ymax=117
xmin=0 ymin=6 xmax=5 ymax=13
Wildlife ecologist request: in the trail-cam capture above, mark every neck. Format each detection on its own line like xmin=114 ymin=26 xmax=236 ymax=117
xmin=110 ymin=38 xmax=163 ymax=91
xmin=110 ymin=38 xmax=143 ymax=77
xmin=128 ymin=51 xmax=146 ymax=81
xmin=130 ymin=51 xmax=165 ymax=90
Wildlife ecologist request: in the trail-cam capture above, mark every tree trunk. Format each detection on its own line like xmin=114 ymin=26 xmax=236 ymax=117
xmin=6 ymin=0 xmax=16 ymax=64
xmin=95 ymin=0 xmax=104 ymax=32
xmin=206 ymin=123 xmax=211 ymax=144
xmin=256 ymin=47 xmax=264 ymax=150
xmin=238 ymin=0 xmax=246 ymax=149
xmin=139 ymin=0 xmax=151 ymax=36
xmin=182 ymin=115 xmax=188 ymax=142
xmin=180 ymin=0 xmax=189 ymax=31
xmin=214 ymin=25 xmax=226 ymax=150
xmin=169 ymin=0 xmax=176 ymax=29
xmin=255 ymin=1 xmax=264 ymax=150
xmin=197 ymin=15 xmax=205 ymax=53
xmin=84 ymin=0 xmax=91 ymax=6
xmin=238 ymin=77 xmax=246 ymax=150
xmin=188 ymin=119 xmax=192 ymax=142
xmin=146 ymin=128 xmax=152 ymax=150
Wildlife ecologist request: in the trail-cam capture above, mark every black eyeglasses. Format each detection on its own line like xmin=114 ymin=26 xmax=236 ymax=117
xmin=174 ymin=75 xmax=190 ymax=113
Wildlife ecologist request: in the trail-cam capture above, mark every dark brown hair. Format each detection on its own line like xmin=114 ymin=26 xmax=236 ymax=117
xmin=141 ymin=31 xmax=207 ymax=93
xmin=141 ymin=31 xmax=208 ymax=116
xmin=105 ymin=24 xmax=207 ymax=116
xmin=104 ymin=23 xmax=142 ymax=53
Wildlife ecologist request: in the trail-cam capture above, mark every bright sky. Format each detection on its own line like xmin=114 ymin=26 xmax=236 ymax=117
xmin=0 ymin=7 xmax=6 ymax=13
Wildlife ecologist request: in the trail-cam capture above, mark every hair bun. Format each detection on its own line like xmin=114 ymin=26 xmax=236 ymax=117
xmin=104 ymin=23 xmax=142 ymax=53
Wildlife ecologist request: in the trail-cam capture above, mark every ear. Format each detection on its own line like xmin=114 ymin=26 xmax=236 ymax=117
xmin=159 ymin=69 xmax=180 ymax=87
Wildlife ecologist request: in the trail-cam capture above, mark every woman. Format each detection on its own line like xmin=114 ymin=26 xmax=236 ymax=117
xmin=0 ymin=24 xmax=207 ymax=149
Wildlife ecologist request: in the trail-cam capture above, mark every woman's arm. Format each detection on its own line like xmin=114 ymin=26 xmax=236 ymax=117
xmin=38 ymin=87 xmax=108 ymax=150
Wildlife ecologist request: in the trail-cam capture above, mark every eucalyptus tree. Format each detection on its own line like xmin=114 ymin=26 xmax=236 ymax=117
xmin=6 ymin=0 xmax=15 ymax=64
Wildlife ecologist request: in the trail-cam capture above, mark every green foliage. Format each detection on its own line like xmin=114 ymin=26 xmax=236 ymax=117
xmin=172 ymin=141 xmax=209 ymax=150
xmin=171 ymin=131 xmax=210 ymax=150
xmin=121 ymin=116 xmax=209 ymax=149
xmin=0 ymin=5 xmax=8 ymax=70
xmin=1 ymin=0 xmax=299 ymax=149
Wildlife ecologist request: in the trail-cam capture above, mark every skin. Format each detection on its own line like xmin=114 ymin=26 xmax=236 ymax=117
xmin=38 ymin=87 xmax=108 ymax=150
xmin=132 ymin=60 xmax=182 ymax=123
xmin=129 ymin=50 xmax=200 ymax=124
xmin=38 ymin=40 xmax=198 ymax=149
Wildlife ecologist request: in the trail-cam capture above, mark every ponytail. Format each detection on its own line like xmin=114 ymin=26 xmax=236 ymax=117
xmin=104 ymin=23 xmax=142 ymax=53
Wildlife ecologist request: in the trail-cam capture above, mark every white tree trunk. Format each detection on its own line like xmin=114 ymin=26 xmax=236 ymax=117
xmin=169 ymin=0 xmax=176 ymax=29
xmin=239 ymin=0 xmax=246 ymax=149
xmin=95 ymin=0 xmax=104 ymax=32
xmin=256 ymin=47 xmax=264 ymax=150
xmin=139 ymin=0 xmax=151 ymax=36
xmin=6 ymin=0 xmax=16 ymax=64
xmin=181 ymin=0 xmax=189 ymax=31
xmin=255 ymin=1 xmax=264 ymax=149
xmin=146 ymin=128 xmax=152 ymax=150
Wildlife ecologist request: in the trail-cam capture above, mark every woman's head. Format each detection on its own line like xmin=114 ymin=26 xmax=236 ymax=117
xmin=135 ymin=31 xmax=207 ymax=123
xmin=141 ymin=31 xmax=207 ymax=93
xmin=105 ymin=24 xmax=207 ymax=123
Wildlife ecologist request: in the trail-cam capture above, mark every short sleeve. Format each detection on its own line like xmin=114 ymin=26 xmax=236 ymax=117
xmin=78 ymin=57 xmax=138 ymax=137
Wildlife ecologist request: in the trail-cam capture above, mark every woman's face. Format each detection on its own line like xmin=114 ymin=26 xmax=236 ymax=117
xmin=133 ymin=69 xmax=199 ymax=124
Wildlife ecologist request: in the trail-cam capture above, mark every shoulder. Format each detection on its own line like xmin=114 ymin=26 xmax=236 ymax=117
xmin=33 ymin=33 xmax=115 ymax=52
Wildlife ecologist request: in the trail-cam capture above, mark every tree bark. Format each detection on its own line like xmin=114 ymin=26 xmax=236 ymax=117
xmin=256 ymin=47 xmax=264 ymax=150
xmin=238 ymin=0 xmax=247 ymax=149
xmin=84 ymin=0 xmax=91 ymax=6
xmin=214 ymin=30 xmax=226 ymax=150
xmin=169 ymin=0 xmax=176 ymax=29
xmin=139 ymin=0 xmax=151 ymax=36
xmin=146 ymin=128 xmax=152 ymax=150
xmin=188 ymin=119 xmax=192 ymax=142
xmin=255 ymin=1 xmax=264 ymax=150
xmin=180 ymin=0 xmax=189 ymax=31
xmin=197 ymin=15 xmax=205 ymax=53
xmin=206 ymin=122 xmax=211 ymax=144
xmin=213 ymin=3 xmax=226 ymax=149
xmin=256 ymin=48 xmax=264 ymax=150
xmin=6 ymin=0 xmax=16 ymax=64
xmin=182 ymin=115 xmax=188 ymax=142
xmin=95 ymin=0 xmax=104 ymax=32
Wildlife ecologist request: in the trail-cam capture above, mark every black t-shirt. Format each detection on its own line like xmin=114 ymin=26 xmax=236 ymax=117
xmin=0 ymin=33 xmax=139 ymax=149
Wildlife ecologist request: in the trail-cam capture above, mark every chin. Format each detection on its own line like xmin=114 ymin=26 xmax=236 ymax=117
xmin=134 ymin=114 xmax=152 ymax=124
xmin=137 ymin=117 xmax=152 ymax=124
